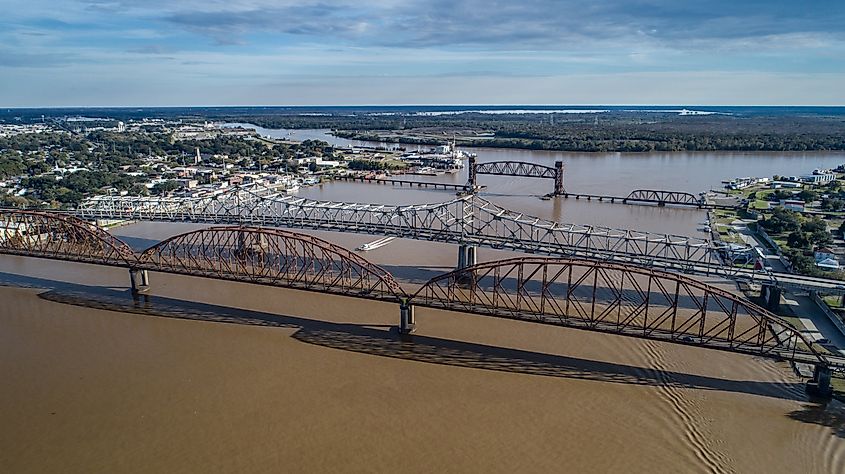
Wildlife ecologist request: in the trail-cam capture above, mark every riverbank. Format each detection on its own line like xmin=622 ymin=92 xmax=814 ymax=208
xmin=330 ymin=127 xmax=845 ymax=153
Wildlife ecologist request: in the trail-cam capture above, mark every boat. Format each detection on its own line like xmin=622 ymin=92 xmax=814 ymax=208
xmin=356 ymin=237 xmax=395 ymax=251
xmin=409 ymin=166 xmax=439 ymax=176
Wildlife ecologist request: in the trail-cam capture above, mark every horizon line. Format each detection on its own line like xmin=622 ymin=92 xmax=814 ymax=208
xmin=4 ymin=104 xmax=845 ymax=110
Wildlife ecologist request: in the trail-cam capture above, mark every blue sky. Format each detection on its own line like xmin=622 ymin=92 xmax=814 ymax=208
xmin=1 ymin=0 xmax=844 ymax=106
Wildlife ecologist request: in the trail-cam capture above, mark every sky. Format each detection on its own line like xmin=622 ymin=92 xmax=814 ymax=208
xmin=1 ymin=0 xmax=844 ymax=107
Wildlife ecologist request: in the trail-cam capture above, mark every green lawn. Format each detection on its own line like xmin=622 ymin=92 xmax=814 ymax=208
xmin=823 ymin=295 xmax=844 ymax=309
xmin=751 ymin=200 xmax=770 ymax=210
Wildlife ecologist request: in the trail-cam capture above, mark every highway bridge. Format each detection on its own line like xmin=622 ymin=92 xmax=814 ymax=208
xmin=70 ymin=183 xmax=845 ymax=296
xmin=0 ymin=208 xmax=840 ymax=395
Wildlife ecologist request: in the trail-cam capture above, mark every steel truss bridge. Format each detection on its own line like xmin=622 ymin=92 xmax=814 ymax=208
xmin=70 ymin=183 xmax=845 ymax=295
xmin=0 ymin=209 xmax=841 ymax=393
xmin=468 ymin=157 xmax=565 ymax=195
xmin=76 ymin=184 xmax=726 ymax=273
xmin=561 ymin=189 xmax=707 ymax=208
xmin=625 ymin=189 xmax=703 ymax=206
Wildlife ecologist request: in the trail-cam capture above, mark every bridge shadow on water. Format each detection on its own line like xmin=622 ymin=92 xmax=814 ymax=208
xmin=1 ymin=270 xmax=844 ymax=438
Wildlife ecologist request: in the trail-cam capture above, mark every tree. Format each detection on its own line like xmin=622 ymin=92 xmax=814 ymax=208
xmin=129 ymin=184 xmax=149 ymax=196
xmin=27 ymin=161 xmax=51 ymax=175
xmin=151 ymin=180 xmax=180 ymax=196
xmin=770 ymin=189 xmax=794 ymax=201
xmin=801 ymin=217 xmax=827 ymax=234
xmin=821 ymin=197 xmax=845 ymax=211
xmin=787 ymin=231 xmax=811 ymax=249
xmin=810 ymin=229 xmax=833 ymax=246
xmin=761 ymin=207 xmax=801 ymax=233
xmin=798 ymin=189 xmax=819 ymax=202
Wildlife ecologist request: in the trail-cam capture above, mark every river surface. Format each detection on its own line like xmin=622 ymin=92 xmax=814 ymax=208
xmin=236 ymin=124 xmax=845 ymax=239
xmin=4 ymin=128 xmax=845 ymax=472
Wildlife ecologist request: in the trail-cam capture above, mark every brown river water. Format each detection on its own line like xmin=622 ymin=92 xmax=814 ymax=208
xmin=4 ymin=139 xmax=845 ymax=472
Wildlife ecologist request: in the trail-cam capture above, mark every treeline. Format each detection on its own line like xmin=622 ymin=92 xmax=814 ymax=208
xmin=347 ymin=159 xmax=405 ymax=171
xmin=81 ymin=131 xmax=334 ymax=162
xmin=21 ymin=170 xmax=146 ymax=207
xmin=236 ymin=112 xmax=845 ymax=152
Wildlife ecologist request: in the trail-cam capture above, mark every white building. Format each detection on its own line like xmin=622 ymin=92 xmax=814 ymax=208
xmin=802 ymin=173 xmax=836 ymax=185
xmin=815 ymin=248 xmax=840 ymax=270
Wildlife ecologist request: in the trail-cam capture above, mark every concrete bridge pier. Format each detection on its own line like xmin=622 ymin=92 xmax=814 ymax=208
xmin=760 ymin=284 xmax=782 ymax=311
xmin=129 ymin=268 xmax=150 ymax=294
xmin=807 ymin=364 xmax=833 ymax=397
xmin=456 ymin=244 xmax=478 ymax=270
xmin=456 ymin=244 xmax=478 ymax=285
xmin=399 ymin=300 xmax=416 ymax=334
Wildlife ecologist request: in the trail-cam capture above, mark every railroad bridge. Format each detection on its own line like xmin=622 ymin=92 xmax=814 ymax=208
xmin=467 ymin=156 xmax=565 ymax=195
xmin=562 ymin=189 xmax=706 ymax=208
xmin=0 ymin=208 xmax=841 ymax=396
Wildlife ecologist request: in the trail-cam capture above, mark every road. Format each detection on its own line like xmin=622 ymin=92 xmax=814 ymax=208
xmin=783 ymin=292 xmax=845 ymax=356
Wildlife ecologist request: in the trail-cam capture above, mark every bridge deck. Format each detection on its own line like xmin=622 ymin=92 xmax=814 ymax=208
xmin=0 ymin=210 xmax=842 ymax=375
xmin=561 ymin=192 xmax=713 ymax=208
xmin=332 ymin=175 xmax=479 ymax=191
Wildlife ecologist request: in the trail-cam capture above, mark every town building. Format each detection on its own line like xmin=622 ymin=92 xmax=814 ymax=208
xmin=814 ymin=247 xmax=840 ymax=270
xmin=780 ymin=199 xmax=805 ymax=211
xmin=801 ymin=173 xmax=836 ymax=185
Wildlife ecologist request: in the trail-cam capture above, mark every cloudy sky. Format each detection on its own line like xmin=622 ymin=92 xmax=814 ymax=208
xmin=1 ymin=0 xmax=844 ymax=106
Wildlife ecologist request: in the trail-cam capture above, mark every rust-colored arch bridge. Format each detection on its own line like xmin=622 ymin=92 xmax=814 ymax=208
xmin=0 ymin=209 xmax=839 ymax=394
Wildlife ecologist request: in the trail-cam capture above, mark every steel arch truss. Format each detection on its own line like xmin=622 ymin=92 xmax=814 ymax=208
xmin=471 ymin=160 xmax=564 ymax=194
xmin=77 ymin=185 xmax=738 ymax=276
xmin=138 ymin=226 xmax=404 ymax=300
xmin=0 ymin=210 xmax=135 ymax=265
xmin=626 ymin=190 xmax=702 ymax=206
xmin=411 ymin=257 xmax=827 ymax=365
xmin=474 ymin=161 xmax=558 ymax=179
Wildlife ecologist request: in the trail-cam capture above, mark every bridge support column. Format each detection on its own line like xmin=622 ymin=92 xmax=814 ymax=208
xmin=554 ymin=161 xmax=564 ymax=195
xmin=399 ymin=299 xmax=415 ymax=334
xmin=456 ymin=244 xmax=477 ymax=270
xmin=466 ymin=245 xmax=477 ymax=268
xmin=456 ymin=244 xmax=478 ymax=285
xmin=760 ymin=284 xmax=782 ymax=311
xmin=806 ymin=364 xmax=833 ymax=397
xmin=129 ymin=268 xmax=150 ymax=294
